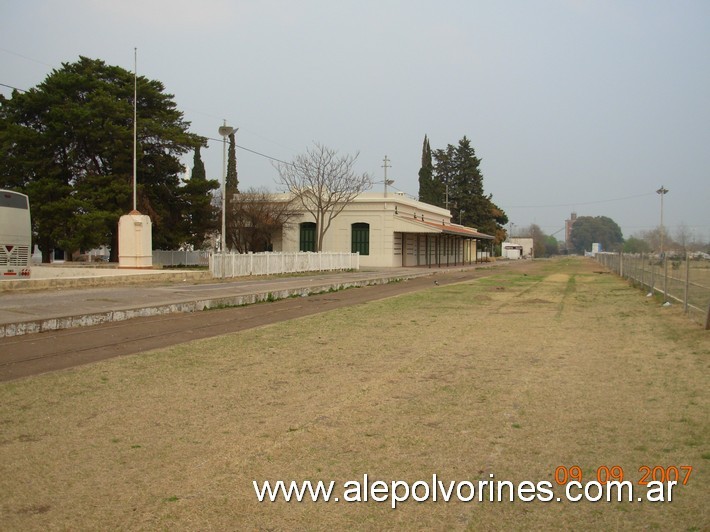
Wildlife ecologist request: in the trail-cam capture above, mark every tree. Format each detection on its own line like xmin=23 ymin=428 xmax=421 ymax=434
xmin=623 ymin=236 xmax=651 ymax=254
xmin=0 ymin=56 xmax=201 ymax=261
xmin=181 ymin=145 xmax=219 ymax=249
xmin=431 ymin=136 xmax=508 ymax=243
xmin=526 ymin=224 xmax=547 ymax=258
xmin=275 ymin=143 xmax=371 ymax=252
xmin=521 ymin=224 xmax=559 ymax=258
xmin=570 ymin=216 xmax=624 ymax=253
xmin=674 ymin=223 xmax=692 ymax=253
xmin=417 ymin=135 xmax=440 ymax=205
xmin=544 ymin=235 xmax=560 ymax=257
xmin=227 ymin=188 xmax=298 ymax=253
xmin=224 ymin=131 xmax=240 ymax=250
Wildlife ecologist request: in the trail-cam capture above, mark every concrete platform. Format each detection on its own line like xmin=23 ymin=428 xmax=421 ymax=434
xmin=1 ymin=265 xmax=486 ymax=338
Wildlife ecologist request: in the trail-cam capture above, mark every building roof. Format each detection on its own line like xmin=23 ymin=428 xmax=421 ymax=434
xmin=394 ymin=215 xmax=495 ymax=240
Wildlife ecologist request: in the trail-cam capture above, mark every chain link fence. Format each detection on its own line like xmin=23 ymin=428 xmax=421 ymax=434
xmin=152 ymin=250 xmax=210 ymax=267
xmin=596 ymin=252 xmax=710 ymax=329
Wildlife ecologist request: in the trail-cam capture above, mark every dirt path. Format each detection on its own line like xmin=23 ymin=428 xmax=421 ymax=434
xmin=0 ymin=261 xmax=545 ymax=381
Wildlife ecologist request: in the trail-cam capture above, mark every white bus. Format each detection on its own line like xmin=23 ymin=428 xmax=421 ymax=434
xmin=0 ymin=189 xmax=32 ymax=278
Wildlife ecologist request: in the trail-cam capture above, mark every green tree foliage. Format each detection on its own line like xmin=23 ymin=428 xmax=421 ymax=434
xmin=623 ymin=236 xmax=651 ymax=254
xmin=570 ymin=215 xmax=624 ymax=253
xmin=224 ymin=131 xmax=240 ymax=250
xmin=430 ymin=136 xmax=508 ymax=243
xmin=417 ymin=135 xmax=441 ymax=205
xmin=0 ymin=56 xmax=202 ymax=261
xmin=544 ymin=235 xmax=560 ymax=257
xmin=182 ymin=145 xmax=219 ymax=249
xmin=523 ymin=224 xmax=560 ymax=257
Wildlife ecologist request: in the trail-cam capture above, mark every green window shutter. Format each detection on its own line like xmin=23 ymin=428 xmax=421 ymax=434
xmin=299 ymin=222 xmax=316 ymax=252
xmin=351 ymin=223 xmax=369 ymax=255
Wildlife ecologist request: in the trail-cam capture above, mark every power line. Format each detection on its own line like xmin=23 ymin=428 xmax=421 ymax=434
xmin=0 ymin=82 xmax=26 ymax=92
xmin=502 ymin=191 xmax=657 ymax=209
xmin=202 ymin=135 xmax=290 ymax=165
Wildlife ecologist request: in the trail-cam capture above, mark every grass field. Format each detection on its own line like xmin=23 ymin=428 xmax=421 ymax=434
xmin=1 ymin=257 xmax=708 ymax=530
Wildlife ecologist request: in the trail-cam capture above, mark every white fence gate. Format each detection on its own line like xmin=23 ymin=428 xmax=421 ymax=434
xmin=210 ymin=251 xmax=359 ymax=278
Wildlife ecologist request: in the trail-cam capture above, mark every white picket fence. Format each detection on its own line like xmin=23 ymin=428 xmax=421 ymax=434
xmin=210 ymin=251 xmax=359 ymax=278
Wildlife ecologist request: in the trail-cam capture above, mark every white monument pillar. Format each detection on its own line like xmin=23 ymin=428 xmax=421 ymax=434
xmin=118 ymin=210 xmax=152 ymax=268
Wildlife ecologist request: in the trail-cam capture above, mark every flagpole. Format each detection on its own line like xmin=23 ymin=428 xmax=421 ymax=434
xmin=133 ymin=47 xmax=137 ymax=212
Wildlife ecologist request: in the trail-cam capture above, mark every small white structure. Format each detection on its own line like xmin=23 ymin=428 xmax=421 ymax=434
xmin=118 ymin=211 xmax=153 ymax=268
xmin=502 ymin=242 xmax=524 ymax=259
xmin=502 ymin=237 xmax=534 ymax=259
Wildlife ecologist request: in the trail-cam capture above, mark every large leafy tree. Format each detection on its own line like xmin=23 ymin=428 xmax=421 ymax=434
xmin=431 ymin=136 xmax=508 ymax=243
xmin=570 ymin=215 xmax=624 ymax=253
xmin=0 ymin=56 xmax=201 ymax=261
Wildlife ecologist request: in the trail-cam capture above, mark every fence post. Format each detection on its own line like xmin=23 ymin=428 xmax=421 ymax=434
xmin=663 ymin=255 xmax=669 ymax=303
xmin=684 ymin=252 xmax=690 ymax=314
xmin=650 ymin=258 xmax=656 ymax=295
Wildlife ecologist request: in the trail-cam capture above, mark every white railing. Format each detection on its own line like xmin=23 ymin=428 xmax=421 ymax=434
xmin=210 ymin=251 xmax=359 ymax=278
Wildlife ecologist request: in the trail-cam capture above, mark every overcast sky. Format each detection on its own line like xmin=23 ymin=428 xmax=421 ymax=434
xmin=2 ymin=0 xmax=708 ymax=241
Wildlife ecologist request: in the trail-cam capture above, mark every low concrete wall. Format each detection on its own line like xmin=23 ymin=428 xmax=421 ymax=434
xmin=0 ymin=270 xmax=211 ymax=292
xmin=0 ymin=276 xmax=407 ymax=338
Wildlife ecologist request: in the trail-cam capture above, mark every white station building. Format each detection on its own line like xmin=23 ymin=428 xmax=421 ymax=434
xmin=270 ymin=192 xmax=495 ymax=268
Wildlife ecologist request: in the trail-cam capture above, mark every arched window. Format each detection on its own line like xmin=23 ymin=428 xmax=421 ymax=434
xmin=351 ymin=223 xmax=369 ymax=255
xmin=299 ymin=222 xmax=316 ymax=252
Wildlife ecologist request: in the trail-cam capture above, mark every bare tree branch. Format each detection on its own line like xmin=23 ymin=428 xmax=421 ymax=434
xmin=227 ymin=187 xmax=298 ymax=252
xmin=275 ymin=143 xmax=371 ymax=251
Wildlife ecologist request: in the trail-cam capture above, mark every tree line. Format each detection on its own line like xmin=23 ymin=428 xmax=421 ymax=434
xmin=5 ymin=56 xmax=595 ymax=261
xmin=0 ymin=57 xmax=218 ymax=262
xmin=417 ymin=135 xmax=508 ymax=243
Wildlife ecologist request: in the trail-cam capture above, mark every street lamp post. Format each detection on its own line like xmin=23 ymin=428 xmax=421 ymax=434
xmin=656 ymin=186 xmax=669 ymax=255
xmin=218 ymin=121 xmax=235 ymax=278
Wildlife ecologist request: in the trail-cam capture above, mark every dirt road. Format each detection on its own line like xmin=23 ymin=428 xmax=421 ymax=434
xmin=0 ymin=262 xmax=541 ymax=381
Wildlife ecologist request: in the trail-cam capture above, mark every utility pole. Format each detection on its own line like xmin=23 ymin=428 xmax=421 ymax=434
xmin=382 ymin=155 xmax=391 ymax=198
xmin=218 ymin=121 xmax=236 ymax=278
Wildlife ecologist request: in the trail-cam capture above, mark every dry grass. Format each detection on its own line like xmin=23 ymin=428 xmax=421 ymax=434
xmin=1 ymin=257 xmax=708 ymax=530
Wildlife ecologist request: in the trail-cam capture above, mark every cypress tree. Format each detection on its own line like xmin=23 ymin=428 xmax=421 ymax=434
xmin=418 ymin=135 xmax=445 ymax=207
xmin=181 ymin=145 xmax=219 ymax=249
xmin=225 ymin=131 xmax=239 ymax=250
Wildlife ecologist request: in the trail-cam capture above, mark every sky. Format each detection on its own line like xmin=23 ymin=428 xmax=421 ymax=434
xmin=1 ymin=0 xmax=709 ymax=243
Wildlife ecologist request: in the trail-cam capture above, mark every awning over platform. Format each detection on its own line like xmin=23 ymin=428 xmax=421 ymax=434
xmin=392 ymin=215 xmax=494 ymax=240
